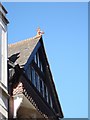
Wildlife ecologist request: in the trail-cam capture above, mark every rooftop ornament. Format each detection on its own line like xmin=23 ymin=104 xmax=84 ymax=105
xmin=37 ymin=27 xmax=44 ymax=36
xmin=33 ymin=27 xmax=44 ymax=39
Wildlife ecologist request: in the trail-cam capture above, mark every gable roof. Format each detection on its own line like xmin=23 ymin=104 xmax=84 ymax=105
xmin=8 ymin=36 xmax=40 ymax=66
xmin=8 ymin=36 xmax=64 ymax=118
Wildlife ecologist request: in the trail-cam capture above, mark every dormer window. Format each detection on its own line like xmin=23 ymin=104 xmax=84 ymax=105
xmin=34 ymin=52 xmax=43 ymax=73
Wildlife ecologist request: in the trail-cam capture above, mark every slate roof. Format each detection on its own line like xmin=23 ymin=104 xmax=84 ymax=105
xmin=8 ymin=36 xmax=41 ymax=66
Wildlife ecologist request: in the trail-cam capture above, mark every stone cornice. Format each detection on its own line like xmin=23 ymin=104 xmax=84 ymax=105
xmin=0 ymin=81 xmax=10 ymax=98
xmin=0 ymin=3 xmax=8 ymax=14
xmin=0 ymin=11 xmax=9 ymax=25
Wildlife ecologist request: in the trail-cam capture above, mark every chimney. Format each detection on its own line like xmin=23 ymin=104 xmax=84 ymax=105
xmin=0 ymin=2 xmax=9 ymax=119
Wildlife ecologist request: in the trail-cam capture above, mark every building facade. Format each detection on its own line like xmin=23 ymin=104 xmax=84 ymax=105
xmin=0 ymin=3 xmax=9 ymax=119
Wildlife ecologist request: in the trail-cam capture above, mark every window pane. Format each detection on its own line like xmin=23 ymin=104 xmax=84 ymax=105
xmin=50 ymin=96 xmax=53 ymax=108
xmin=34 ymin=54 xmax=37 ymax=64
xmin=37 ymin=52 xmax=40 ymax=67
xmin=48 ymin=93 xmax=51 ymax=105
xmin=41 ymin=63 xmax=43 ymax=72
xmin=31 ymin=67 xmax=35 ymax=86
xmin=35 ymin=72 xmax=38 ymax=88
xmin=38 ymin=77 xmax=40 ymax=92
xmin=44 ymin=84 xmax=46 ymax=99
xmin=31 ymin=68 xmax=41 ymax=91
xmin=36 ymin=74 xmax=40 ymax=91
xmin=40 ymin=79 xmax=42 ymax=94
xmin=39 ymin=60 xmax=43 ymax=72
xmin=42 ymin=81 xmax=44 ymax=97
xmin=26 ymin=66 xmax=31 ymax=81
xmin=44 ymin=85 xmax=48 ymax=102
xmin=46 ymin=87 xmax=49 ymax=103
xmin=40 ymin=79 xmax=44 ymax=96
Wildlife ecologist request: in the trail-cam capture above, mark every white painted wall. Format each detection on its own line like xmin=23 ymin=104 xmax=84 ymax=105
xmin=0 ymin=25 xmax=1 ymax=82
xmin=0 ymin=18 xmax=8 ymax=87
xmin=0 ymin=4 xmax=8 ymax=119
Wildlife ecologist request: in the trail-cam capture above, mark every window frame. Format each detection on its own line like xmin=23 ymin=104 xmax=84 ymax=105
xmin=40 ymin=78 xmax=44 ymax=96
xmin=31 ymin=67 xmax=35 ymax=86
xmin=26 ymin=66 xmax=31 ymax=81
xmin=35 ymin=72 xmax=40 ymax=92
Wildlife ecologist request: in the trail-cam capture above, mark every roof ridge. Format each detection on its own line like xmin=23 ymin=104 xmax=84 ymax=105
xmin=8 ymin=35 xmax=41 ymax=47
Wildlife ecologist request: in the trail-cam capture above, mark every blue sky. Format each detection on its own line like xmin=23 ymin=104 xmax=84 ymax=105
xmin=3 ymin=2 xmax=88 ymax=118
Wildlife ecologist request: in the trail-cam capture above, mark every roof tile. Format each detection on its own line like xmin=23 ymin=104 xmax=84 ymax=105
xmin=8 ymin=36 xmax=41 ymax=66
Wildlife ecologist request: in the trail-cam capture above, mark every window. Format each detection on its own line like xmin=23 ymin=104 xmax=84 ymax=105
xmin=44 ymin=84 xmax=48 ymax=102
xmin=48 ymin=94 xmax=52 ymax=107
xmin=34 ymin=52 xmax=43 ymax=73
xmin=40 ymin=61 xmax=43 ymax=72
xmin=37 ymin=52 xmax=40 ymax=67
xmin=40 ymin=79 xmax=43 ymax=94
xmin=27 ymin=65 xmax=52 ymax=107
xmin=34 ymin=54 xmax=37 ymax=64
xmin=35 ymin=72 xmax=40 ymax=91
xmin=44 ymin=84 xmax=46 ymax=100
xmin=41 ymin=63 xmax=43 ymax=72
xmin=37 ymin=76 xmax=40 ymax=91
xmin=31 ymin=67 xmax=35 ymax=86
xmin=46 ymin=87 xmax=49 ymax=103
xmin=40 ymin=79 xmax=44 ymax=96
xmin=35 ymin=72 xmax=38 ymax=87
xmin=26 ymin=66 xmax=31 ymax=81
xmin=50 ymin=96 xmax=53 ymax=108
xmin=26 ymin=64 xmax=54 ymax=108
